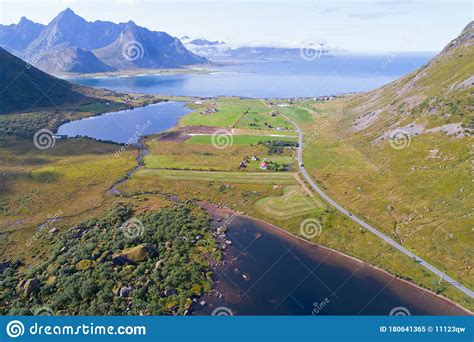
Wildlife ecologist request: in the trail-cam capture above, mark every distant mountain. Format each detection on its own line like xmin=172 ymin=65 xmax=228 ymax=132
xmin=0 ymin=17 xmax=45 ymax=53
xmin=0 ymin=47 xmax=90 ymax=114
xmin=188 ymin=38 xmax=225 ymax=46
xmin=0 ymin=8 xmax=207 ymax=74
xmin=94 ymin=21 xmax=206 ymax=69
xmin=31 ymin=44 xmax=115 ymax=74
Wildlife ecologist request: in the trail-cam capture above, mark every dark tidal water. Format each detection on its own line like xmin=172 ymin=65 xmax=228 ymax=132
xmin=194 ymin=215 xmax=467 ymax=316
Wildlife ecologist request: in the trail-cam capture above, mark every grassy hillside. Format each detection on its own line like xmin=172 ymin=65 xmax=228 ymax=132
xmin=302 ymin=22 xmax=473 ymax=290
xmin=0 ymin=47 xmax=90 ymax=114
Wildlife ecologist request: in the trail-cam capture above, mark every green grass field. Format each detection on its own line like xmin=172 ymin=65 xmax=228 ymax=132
xmin=134 ymin=169 xmax=296 ymax=184
xmin=255 ymin=185 xmax=324 ymax=219
xmin=232 ymin=128 xmax=297 ymax=137
xmin=186 ymin=134 xmax=297 ymax=145
xmin=178 ymin=98 xmax=247 ymax=127
xmin=272 ymin=105 xmax=314 ymax=124
xmin=143 ymin=138 xmax=296 ymax=171
xmin=179 ymin=98 xmax=295 ymax=131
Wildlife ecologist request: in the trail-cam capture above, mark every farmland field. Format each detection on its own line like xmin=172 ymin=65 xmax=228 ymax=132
xmin=134 ymin=169 xmax=296 ymax=184
xmin=186 ymin=134 xmax=297 ymax=145
xmin=178 ymin=98 xmax=295 ymax=131
xmin=255 ymin=185 xmax=324 ymax=219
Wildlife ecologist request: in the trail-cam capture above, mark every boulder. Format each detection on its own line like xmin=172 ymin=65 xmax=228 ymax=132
xmin=91 ymin=249 xmax=102 ymax=260
xmin=75 ymin=260 xmax=94 ymax=271
xmin=16 ymin=279 xmax=27 ymax=292
xmin=97 ymin=250 xmax=111 ymax=263
xmin=44 ymin=276 xmax=57 ymax=288
xmin=24 ymin=278 xmax=40 ymax=297
xmin=123 ymin=265 xmax=135 ymax=273
xmin=154 ymin=259 xmax=164 ymax=271
xmin=119 ymin=286 xmax=132 ymax=298
xmin=0 ymin=259 xmax=12 ymax=273
xmin=112 ymin=243 xmax=156 ymax=265
xmin=163 ymin=288 xmax=177 ymax=297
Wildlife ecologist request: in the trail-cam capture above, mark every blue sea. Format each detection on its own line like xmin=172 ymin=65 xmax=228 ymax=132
xmin=66 ymin=53 xmax=434 ymax=98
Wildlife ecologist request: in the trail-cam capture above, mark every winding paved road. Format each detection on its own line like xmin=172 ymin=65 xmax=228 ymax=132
xmin=282 ymin=114 xmax=474 ymax=299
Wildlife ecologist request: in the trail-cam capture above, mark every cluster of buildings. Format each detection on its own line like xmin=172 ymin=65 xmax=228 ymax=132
xmin=193 ymin=97 xmax=219 ymax=115
xmin=238 ymin=155 xmax=270 ymax=170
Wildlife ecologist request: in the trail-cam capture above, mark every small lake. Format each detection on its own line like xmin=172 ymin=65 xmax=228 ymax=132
xmin=194 ymin=209 xmax=468 ymax=315
xmin=66 ymin=54 xmax=434 ymax=98
xmin=56 ymin=101 xmax=191 ymax=144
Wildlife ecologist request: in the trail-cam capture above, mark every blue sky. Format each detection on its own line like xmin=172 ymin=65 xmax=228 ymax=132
xmin=0 ymin=0 xmax=472 ymax=52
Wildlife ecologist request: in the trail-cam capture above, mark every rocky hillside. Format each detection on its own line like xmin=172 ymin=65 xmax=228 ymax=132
xmin=346 ymin=21 xmax=473 ymax=141
xmin=303 ymin=22 xmax=473 ymax=290
xmin=93 ymin=21 xmax=206 ymax=70
xmin=30 ymin=44 xmax=114 ymax=74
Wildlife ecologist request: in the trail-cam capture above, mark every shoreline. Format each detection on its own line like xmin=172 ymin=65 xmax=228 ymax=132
xmin=58 ymin=66 xmax=213 ymax=79
xmin=200 ymin=202 xmax=473 ymax=315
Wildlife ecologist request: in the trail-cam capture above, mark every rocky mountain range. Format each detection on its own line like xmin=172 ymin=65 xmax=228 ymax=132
xmin=0 ymin=8 xmax=207 ymax=74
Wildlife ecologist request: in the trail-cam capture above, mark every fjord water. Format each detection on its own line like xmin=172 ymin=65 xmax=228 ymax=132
xmin=57 ymin=101 xmax=191 ymax=143
xmin=67 ymin=54 xmax=434 ymax=98
xmin=196 ymin=216 xmax=467 ymax=315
